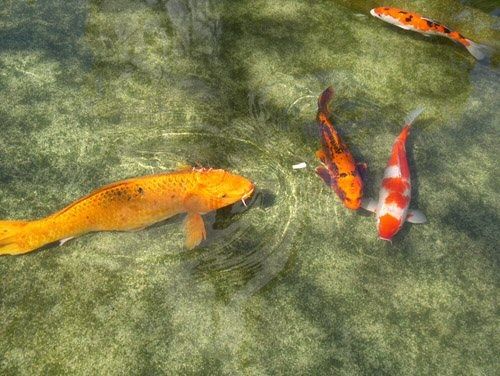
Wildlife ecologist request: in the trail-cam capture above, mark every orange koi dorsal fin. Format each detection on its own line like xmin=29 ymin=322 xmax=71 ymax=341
xmin=175 ymin=163 xmax=193 ymax=172
xmin=315 ymin=150 xmax=327 ymax=163
xmin=184 ymin=213 xmax=206 ymax=249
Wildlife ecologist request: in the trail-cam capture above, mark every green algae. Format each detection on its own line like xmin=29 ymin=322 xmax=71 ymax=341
xmin=0 ymin=0 xmax=499 ymax=374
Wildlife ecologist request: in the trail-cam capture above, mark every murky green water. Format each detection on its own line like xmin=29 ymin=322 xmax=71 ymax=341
xmin=1 ymin=0 xmax=498 ymax=374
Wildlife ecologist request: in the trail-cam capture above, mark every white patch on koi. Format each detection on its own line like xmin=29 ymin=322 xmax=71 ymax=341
xmin=371 ymin=9 xmax=414 ymax=31
xmin=383 ymin=165 xmax=401 ymax=178
xmin=378 ymin=203 xmax=406 ymax=220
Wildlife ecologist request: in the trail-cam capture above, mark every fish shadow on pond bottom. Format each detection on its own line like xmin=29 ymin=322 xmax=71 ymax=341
xmin=376 ymin=22 xmax=483 ymax=61
xmin=212 ymin=188 xmax=275 ymax=231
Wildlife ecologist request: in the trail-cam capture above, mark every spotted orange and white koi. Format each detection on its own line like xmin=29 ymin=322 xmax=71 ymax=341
xmin=370 ymin=7 xmax=491 ymax=60
xmin=362 ymin=108 xmax=427 ymax=241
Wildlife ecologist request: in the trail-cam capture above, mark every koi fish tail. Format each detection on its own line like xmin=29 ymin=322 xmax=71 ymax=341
xmin=317 ymin=86 xmax=335 ymax=116
xmin=0 ymin=220 xmax=40 ymax=255
xmin=399 ymin=107 xmax=424 ymax=140
xmin=464 ymin=40 xmax=492 ymax=61
xmin=404 ymin=107 xmax=424 ymax=126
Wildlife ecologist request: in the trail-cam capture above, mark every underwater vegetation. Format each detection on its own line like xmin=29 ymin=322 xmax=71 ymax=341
xmin=0 ymin=0 xmax=498 ymax=374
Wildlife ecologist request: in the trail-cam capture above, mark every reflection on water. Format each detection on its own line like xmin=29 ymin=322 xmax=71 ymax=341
xmin=1 ymin=0 xmax=499 ymax=373
xmin=164 ymin=0 xmax=222 ymax=56
xmin=146 ymin=123 xmax=301 ymax=302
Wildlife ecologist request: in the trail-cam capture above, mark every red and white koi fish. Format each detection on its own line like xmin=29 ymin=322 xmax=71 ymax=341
xmin=362 ymin=108 xmax=427 ymax=241
xmin=370 ymin=7 xmax=491 ymax=60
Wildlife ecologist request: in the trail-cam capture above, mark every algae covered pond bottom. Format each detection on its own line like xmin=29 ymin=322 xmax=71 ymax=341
xmin=0 ymin=0 xmax=498 ymax=374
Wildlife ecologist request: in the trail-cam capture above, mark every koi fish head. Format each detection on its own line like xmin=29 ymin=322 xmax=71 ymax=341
xmin=192 ymin=169 xmax=255 ymax=212
xmin=370 ymin=7 xmax=404 ymax=27
xmin=340 ymin=175 xmax=363 ymax=210
xmin=377 ymin=213 xmax=402 ymax=241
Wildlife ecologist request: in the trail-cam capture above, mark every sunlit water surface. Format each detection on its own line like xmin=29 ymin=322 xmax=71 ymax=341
xmin=0 ymin=0 xmax=498 ymax=374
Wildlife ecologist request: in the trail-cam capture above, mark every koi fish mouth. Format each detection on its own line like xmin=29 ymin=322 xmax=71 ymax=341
xmin=378 ymin=236 xmax=393 ymax=243
xmin=344 ymin=198 xmax=362 ymax=210
xmin=241 ymin=184 xmax=255 ymax=207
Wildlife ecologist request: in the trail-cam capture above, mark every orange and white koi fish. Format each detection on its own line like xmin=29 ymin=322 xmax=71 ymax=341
xmin=0 ymin=168 xmax=254 ymax=255
xmin=315 ymin=87 xmax=365 ymax=210
xmin=362 ymin=108 xmax=427 ymax=241
xmin=370 ymin=7 xmax=491 ymax=60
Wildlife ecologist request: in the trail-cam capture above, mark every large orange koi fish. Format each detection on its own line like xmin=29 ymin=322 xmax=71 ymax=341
xmin=0 ymin=168 xmax=254 ymax=255
xmin=315 ymin=87 xmax=365 ymax=210
xmin=370 ymin=7 xmax=491 ymax=60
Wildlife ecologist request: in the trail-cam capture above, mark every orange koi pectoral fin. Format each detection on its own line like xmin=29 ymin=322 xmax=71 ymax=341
xmin=316 ymin=167 xmax=347 ymax=201
xmin=315 ymin=166 xmax=333 ymax=187
xmin=406 ymin=209 xmax=427 ymax=224
xmin=357 ymin=162 xmax=368 ymax=181
xmin=184 ymin=213 xmax=207 ymax=250
xmin=315 ymin=150 xmax=327 ymax=163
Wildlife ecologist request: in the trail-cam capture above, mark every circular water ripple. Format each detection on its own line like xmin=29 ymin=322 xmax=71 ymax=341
xmin=114 ymin=119 xmax=302 ymax=301
xmin=107 ymin=71 xmax=385 ymax=301
xmin=178 ymin=127 xmax=299 ymax=302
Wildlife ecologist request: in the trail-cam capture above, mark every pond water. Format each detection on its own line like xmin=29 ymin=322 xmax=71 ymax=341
xmin=0 ymin=0 xmax=498 ymax=374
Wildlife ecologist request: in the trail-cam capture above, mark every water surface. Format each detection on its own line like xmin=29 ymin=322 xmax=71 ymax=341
xmin=0 ymin=0 xmax=498 ymax=374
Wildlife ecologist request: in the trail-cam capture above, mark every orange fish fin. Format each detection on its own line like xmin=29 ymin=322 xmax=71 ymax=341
xmin=184 ymin=213 xmax=206 ymax=250
xmin=357 ymin=162 xmax=368 ymax=181
xmin=316 ymin=167 xmax=345 ymax=201
xmin=315 ymin=166 xmax=332 ymax=187
xmin=464 ymin=40 xmax=492 ymax=60
xmin=315 ymin=150 xmax=327 ymax=163
xmin=175 ymin=163 xmax=193 ymax=172
xmin=0 ymin=220 xmax=32 ymax=255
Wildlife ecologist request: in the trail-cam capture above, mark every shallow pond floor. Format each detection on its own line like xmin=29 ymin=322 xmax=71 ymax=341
xmin=0 ymin=0 xmax=499 ymax=374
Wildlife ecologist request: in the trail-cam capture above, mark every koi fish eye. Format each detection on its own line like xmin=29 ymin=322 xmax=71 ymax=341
xmin=219 ymin=193 xmax=227 ymax=199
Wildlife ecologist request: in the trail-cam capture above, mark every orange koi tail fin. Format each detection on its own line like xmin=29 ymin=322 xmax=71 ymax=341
xmin=0 ymin=220 xmax=35 ymax=255
xmin=317 ymin=86 xmax=335 ymax=116
xmin=464 ymin=40 xmax=493 ymax=61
